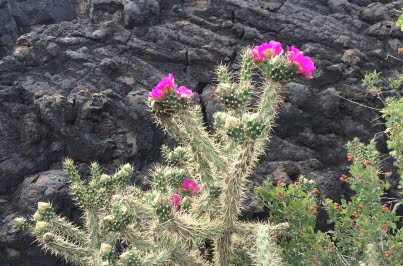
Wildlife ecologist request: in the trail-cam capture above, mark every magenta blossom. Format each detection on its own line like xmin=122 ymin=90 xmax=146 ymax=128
xmin=170 ymin=194 xmax=181 ymax=206
xmin=286 ymin=46 xmax=316 ymax=79
xmin=252 ymin=41 xmax=283 ymax=61
xmin=177 ymin=86 xmax=194 ymax=100
xmin=181 ymin=179 xmax=199 ymax=195
xmin=148 ymin=73 xmax=177 ymax=101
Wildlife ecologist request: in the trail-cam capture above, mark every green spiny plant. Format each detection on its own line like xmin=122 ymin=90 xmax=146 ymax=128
xmin=15 ymin=41 xmax=316 ymax=265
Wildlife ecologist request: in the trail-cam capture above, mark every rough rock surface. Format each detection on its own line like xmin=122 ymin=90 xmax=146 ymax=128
xmin=0 ymin=0 xmax=403 ymax=264
xmin=0 ymin=0 xmax=84 ymax=57
xmin=0 ymin=170 xmax=74 ymax=265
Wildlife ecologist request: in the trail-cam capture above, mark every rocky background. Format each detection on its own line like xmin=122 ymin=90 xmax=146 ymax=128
xmin=1 ymin=0 xmax=403 ymax=265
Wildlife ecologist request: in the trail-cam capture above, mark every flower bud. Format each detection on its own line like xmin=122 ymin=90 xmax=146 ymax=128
xmin=248 ymin=112 xmax=259 ymax=121
xmin=224 ymin=116 xmax=240 ymax=130
xmin=100 ymin=243 xmax=112 ymax=256
xmin=14 ymin=218 xmax=27 ymax=229
xmin=100 ymin=174 xmax=111 ymax=183
xmin=181 ymin=179 xmax=200 ymax=195
xmin=42 ymin=232 xmax=54 ymax=243
xmin=175 ymin=146 xmax=186 ymax=154
xmin=217 ymin=83 xmax=232 ymax=97
xmin=214 ymin=112 xmax=226 ymax=123
xmin=32 ymin=211 xmax=42 ymax=221
xmin=121 ymin=164 xmax=133 ymax=172
xmin=119 ymin=251 xmax=141 ymax=265
xmin=35 ymin=221 xmax=48 ymax=235
xmin=37 ymin=202 xmax=51 ymax=213
xmin=177 ymin=86 xmax=194 ymax=101
xmin=119 ymin=251 xmax=130 ymax=261
xmin=170 ymin=194 xmax=181 ymax=207
xmin=102 ymin=215 xmax=113 ymax=226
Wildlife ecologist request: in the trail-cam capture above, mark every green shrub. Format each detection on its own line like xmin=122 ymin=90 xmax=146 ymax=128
xmin=256 ymin=177 xmax=338 ymax=265
xmin=325 ymin=138 xmax=402 ymax=265
xmin=256 ymin=98 xmax=403 ymax=265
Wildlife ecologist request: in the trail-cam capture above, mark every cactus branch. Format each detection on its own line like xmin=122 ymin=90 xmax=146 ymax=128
xmin=86 ymin=209 xmax=100 ymax=249
xmin=49 ymin=216 xmax=88 ymax=245
xmin=239 ymin=48 xmax=254 ymax=87
xmin=234 ymin=222 xmax=289 ymax=236
xmin=143 ymin=248 xmax=174 ymax=265
xmin=158 ymin=215 xmax=224 ymax=241
xmin=122 ymin=228 xmax=155 ymax=250
xmin=247 ymin=80 xmax=282 ymax=164
xmin=157 ymin=108 xmax=228 ymax=173
xmin=172 ymin=248 xmax=206 ymax=265
xmin=39 ymin=235 xmax=93 ymax=265
xmin=255 ymin=224 xmax=285 ymax=266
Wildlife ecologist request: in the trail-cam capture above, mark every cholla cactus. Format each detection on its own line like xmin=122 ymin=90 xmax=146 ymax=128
xmin=359 ymin=244 xmax=380 ymax=266
xmin=15 ymin=41 xmax=315 ymax=265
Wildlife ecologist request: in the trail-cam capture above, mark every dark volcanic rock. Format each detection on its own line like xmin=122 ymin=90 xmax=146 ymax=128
xmin=0 ymin=0 xmax=18 ymax=57
xmin=1 ymin=0 xmax=403 ymax=264
xmin=0 ymin=170 xmax=74 ymax=265
xmin=360 ymin=2 xmax=390 ymax=22
xmin=0 ymin=0 xmax=81 ymax=57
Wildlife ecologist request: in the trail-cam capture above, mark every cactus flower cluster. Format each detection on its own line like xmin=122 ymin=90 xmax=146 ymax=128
xmin=148 ymin=73 xmax=176 ymax=101
xmin=148 ymin=73 xmax=194 ymax=115
xmin=252 ymin=41 xmax=316 ymax=81
xmin=148 ymin=74 xmax=194 ymax=101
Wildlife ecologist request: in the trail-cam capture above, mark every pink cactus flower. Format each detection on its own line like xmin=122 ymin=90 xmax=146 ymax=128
xmin=181 ymin=179 xmax=199 ymax=195
xmin=177 ymin=86 xmax=194 ymax=100
xmin=252 ymin=41 xmax=283 ymax=61
xmin=170 ymin=194 xmax=181 ymax=206
xmin=148 ymin=73 xmax=177 ymax=101
xmin=286 ymin=46 xmax=316 ymax=79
